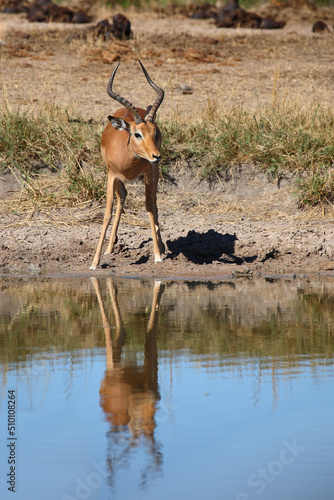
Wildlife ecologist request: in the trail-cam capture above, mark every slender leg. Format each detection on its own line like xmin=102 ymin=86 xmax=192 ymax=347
xmin=90 ymin=277 xmax=114 ymax=371
xmin=145 ymin=280 xmax=163 ymax=395
xmin=105 ymin=179 xmax=127 ymax=255
xmin=90 ymin=174 xmax=116 ymax=270
xmin=107 ymin=279 xmax=125 ymax=361
xmin=145 ymin=166 xmax=165 ymax=263
xmin=147 ymin=280 xmax=163 ymax=335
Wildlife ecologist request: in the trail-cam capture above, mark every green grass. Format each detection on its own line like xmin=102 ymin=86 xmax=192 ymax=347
xmin=0 ymin=106 xmax=106 ymax=203
xmin=1 ymin=99 xmax=333 ymax=208
xmin=0 ymin=106 xmax=101 ymax=171
xmin=161 ymin=100 xmax=334 ymax=205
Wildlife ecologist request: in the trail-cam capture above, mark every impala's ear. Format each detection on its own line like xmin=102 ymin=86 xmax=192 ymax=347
xmin=108 ymin=115 xmax=130 ymax=133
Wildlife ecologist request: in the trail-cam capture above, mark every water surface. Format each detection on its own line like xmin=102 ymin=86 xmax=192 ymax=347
xmin=0 ymin=276 xmax=333 ymax=500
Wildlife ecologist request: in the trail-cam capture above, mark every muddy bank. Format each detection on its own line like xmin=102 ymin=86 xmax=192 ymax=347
xmin=1 ymin=165 xmax=334 ymax=278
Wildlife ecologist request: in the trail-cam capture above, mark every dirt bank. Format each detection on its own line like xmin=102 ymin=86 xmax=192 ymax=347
xmin=1 ymin=163 xmax=334 ymax=278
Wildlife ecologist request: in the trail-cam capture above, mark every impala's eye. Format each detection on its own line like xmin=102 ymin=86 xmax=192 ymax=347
xmin=134 ymin=133 xmax=142 ymax=139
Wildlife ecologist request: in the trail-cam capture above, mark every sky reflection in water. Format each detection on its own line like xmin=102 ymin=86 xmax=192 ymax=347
xmin=0 ymin=277 xmax=333 ymax=500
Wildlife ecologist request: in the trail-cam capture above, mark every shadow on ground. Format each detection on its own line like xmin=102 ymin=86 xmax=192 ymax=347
xmin=166 ymin=229 xmax=257 ymax=265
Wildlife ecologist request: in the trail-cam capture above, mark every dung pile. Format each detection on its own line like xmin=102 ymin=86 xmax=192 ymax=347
xmin=2 ymin=0 xmax=92 ymax=23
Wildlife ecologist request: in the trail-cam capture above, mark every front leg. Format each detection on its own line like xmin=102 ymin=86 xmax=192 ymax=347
xmin=90 ymin=174 xmax=116 ymax=270
xmin=105 ymin=179 xmax=127 ymax=255
xmin=145 ymin=165 xmax=165 ymax=263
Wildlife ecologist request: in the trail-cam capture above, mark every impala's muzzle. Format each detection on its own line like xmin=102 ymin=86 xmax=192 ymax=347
xmin=151 ymin=154 xmax=161 ymax=164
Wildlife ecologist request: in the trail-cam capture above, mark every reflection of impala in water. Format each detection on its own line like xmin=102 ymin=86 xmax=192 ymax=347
xmin=91 ymin=278 xmax=163 ymax=485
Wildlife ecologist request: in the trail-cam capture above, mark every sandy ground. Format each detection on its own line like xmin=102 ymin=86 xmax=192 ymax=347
xmin=0 ymin=4 xmax=334 ymax=278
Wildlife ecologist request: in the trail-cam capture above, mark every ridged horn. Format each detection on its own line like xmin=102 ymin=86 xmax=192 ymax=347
xmin=107 ymin=63 xmax=143 ymax=125
xmin=138 ymin=60 xmax=164 ymax=122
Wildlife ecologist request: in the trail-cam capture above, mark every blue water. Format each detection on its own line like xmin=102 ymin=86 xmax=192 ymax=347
xmin=0 ymin=277 xmax=333 ymax=500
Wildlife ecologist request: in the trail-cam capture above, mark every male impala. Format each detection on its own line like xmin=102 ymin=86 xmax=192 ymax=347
xmin=90 ymin=61 xmax=165 ymax=270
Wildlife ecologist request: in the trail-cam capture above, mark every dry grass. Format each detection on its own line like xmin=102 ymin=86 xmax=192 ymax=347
xmin=1 ymin=95 xmax=333 ymax=222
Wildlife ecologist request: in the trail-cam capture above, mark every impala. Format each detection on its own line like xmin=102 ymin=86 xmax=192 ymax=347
xmin=91 ymin=277 xmax=163 ymax=439
xmin=90 ymin=61 xmax=165 ymax=270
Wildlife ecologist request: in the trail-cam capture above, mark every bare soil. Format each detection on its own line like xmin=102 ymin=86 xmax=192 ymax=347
xmin=1 ymin=4 xmax=334 ymax=279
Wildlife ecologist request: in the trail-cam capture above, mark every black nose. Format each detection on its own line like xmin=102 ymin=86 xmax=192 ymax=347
xmin=152 ymin=154 xmax=161 ymax=163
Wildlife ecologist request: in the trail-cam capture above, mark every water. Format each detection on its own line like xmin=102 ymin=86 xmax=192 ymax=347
xmin=0 ymin=276 xmax=334 ymax=500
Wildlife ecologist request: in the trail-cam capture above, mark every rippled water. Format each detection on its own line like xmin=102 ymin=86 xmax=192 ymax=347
xmin=0 ymin=276 xmax=334 ymax=500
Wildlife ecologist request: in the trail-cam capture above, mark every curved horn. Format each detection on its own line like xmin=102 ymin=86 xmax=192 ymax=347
xmin=138 ymin=60 xmax=164 ymax=122
xmin=107 ymin=63 xmax=143 ymax=125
